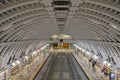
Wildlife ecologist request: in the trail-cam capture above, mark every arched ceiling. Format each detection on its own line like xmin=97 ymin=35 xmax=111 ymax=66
xmin=0 ymin=0 xmax=120 ymax=69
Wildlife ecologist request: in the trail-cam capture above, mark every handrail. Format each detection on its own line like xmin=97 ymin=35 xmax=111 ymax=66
xmin=29 ymin=53 xmax=51 ymax=80
xmin=71 ymin=53 xmax=93 ymax=80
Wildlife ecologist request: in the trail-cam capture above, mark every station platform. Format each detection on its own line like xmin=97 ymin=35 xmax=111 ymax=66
xmin=9 ymin=49 xmax=110 ymax=80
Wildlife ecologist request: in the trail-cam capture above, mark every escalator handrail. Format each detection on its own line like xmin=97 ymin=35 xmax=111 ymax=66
xmin=71 ymin=53 xmax=93 ymax=80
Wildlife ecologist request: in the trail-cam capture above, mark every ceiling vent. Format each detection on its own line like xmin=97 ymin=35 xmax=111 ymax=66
xmin=54 ymin=7 xmax=69 ymax=11
xmin=57 ymin=18 xmax=66 ymax=22
xmin=53 ymin=0 xmax=71 ymax=6
xmin=58 ymin=24 xmax=65 ymax=26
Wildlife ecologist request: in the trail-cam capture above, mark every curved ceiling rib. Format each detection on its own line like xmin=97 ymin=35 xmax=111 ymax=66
xmin=0 ymin=0 xmax=120 ymax=69
xmin=78 ymin=1 xmax=120 ymax=30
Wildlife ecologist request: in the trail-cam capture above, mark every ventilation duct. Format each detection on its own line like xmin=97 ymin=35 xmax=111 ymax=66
xmin=54 ymin=7 xmax=69 ymax=11
xmin=57 ymin=18 xmax=66 ymax=22
xmin=53 ymin=0 xmax=71 ymax=5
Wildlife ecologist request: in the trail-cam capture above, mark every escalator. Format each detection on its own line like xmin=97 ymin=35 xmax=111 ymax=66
xmin=34 ymin=52 xmax=89 ymax=80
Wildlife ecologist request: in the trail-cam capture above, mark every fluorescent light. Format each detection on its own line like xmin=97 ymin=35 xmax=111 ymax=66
xmin=89 ymin=19 xmax=100 ymax=24
xmin=12 ymin=63 xmax=16 ymax=66
xmin=73 ymin=44 xmax=87 ymax=53
xmin=41 ymin=44 xmax=49 ymax=50
xmin=87 ymin=52 xmax=90 ymax=54
xmin=73 ymin=44 xmax=82 ymax=50
xmin=25 ymin=56 xmax=28 ymax=59
xmin=108 ymin=63 xmax=111 ymax=66
xmin=110 ymin=23 xmax=120 ymax=31
xmin=94 ymin=55 xmax=98 ymax=60
xmin=33 ymin=51 xmax=37 ymax=55
xmin=82 ymin=49 xmax=85 ymax=52
xmin=111 ymin=24 xmax=117 ymax=29
xmin=37 ymin=50 xmax=40 ymax=52
xmin=103 ymin=61 xmax=107 ymax=65
xmin=16 ymin=60 xmax=20 ymax=64
xmin=110 ymin=23 xmax=117 ymax=29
